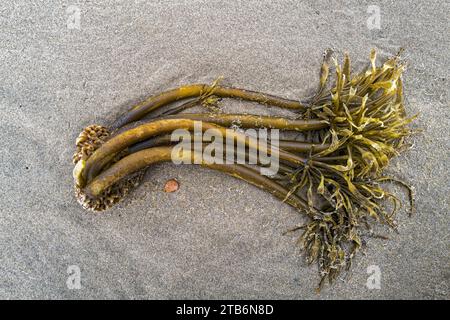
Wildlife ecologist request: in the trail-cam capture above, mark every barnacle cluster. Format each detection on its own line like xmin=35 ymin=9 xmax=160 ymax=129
xmin=73 ymin=125 xmax=144 ymax=211
xmin=74 ymin=171 xmax=144 ymax=211
xmin=72 ymin=124 xmax=110 ymax=164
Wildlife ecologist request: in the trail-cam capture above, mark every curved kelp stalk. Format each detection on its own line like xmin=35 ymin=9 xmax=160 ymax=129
xmin=124 ymin=134 xmax=330 ymax=155
xmin=76 ymin=118 xmax=318 ymax=187
xmin=114 ymin=113 xmax=329 ymax=135
xmin=111 ymin=82 xmax=308 ymax=130
xmin=83 ymin=145 xmax=316 ymax=214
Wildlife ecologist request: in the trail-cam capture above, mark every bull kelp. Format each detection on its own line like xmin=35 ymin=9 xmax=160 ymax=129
xmin=72 ymin=49 xmax=415 ymax=291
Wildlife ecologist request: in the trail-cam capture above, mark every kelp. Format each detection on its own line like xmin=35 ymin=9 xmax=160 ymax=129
xmin=110 ymin=80 xmax=307 ymax=130
xmin=72 ymin=49 xmax=415 ymax=291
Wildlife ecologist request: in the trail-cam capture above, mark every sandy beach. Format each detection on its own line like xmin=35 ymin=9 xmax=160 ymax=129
xmin=0 ymin=0 xmax=448 ymax=299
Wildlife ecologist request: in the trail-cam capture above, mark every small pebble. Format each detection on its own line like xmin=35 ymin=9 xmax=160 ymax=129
xmin=164 ymin=179 xmax=179 ymax=193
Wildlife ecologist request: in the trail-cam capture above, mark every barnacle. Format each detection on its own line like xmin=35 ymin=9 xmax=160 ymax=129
xmin=73 ymin=125 xmax=145 ymax=211
xmin=72 ymin=124 xmax=109 ymax=164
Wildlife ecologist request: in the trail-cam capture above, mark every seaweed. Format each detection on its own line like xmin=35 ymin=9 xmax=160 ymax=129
xmin=72 ymin=49 xmax=415 ymax=290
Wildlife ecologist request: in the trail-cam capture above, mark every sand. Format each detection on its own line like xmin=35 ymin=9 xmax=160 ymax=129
xmin=0 ymin=0 xmax=448 ymax=299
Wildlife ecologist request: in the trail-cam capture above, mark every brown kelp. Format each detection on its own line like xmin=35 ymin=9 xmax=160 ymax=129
xmin=72 ymin=49 xmax=415 ymax=290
